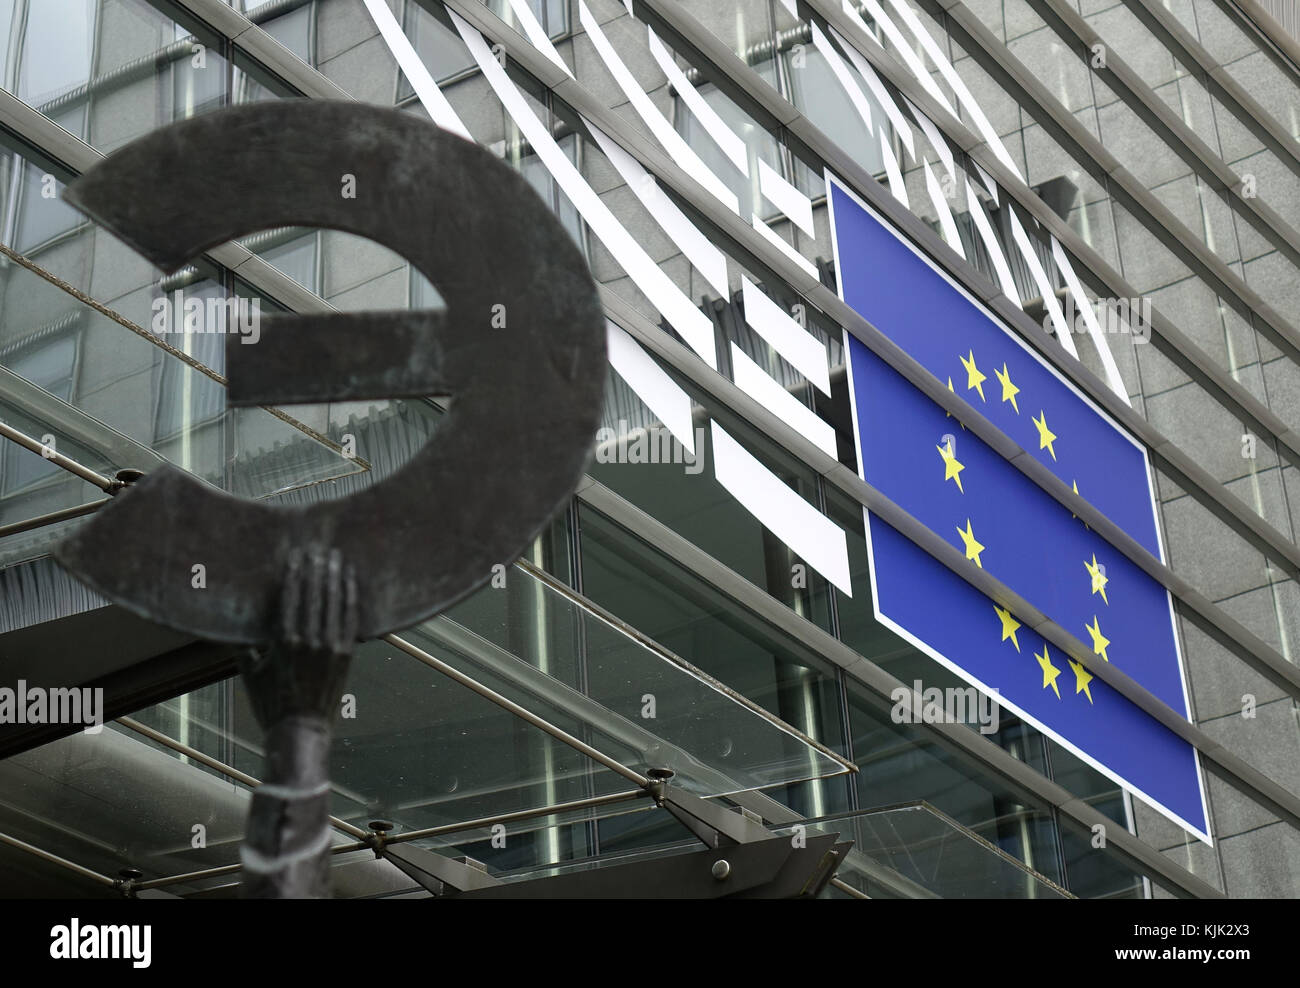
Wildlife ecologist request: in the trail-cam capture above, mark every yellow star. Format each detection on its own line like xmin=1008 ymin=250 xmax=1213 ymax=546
xmin=1084 ymin=554 xmax=1109 ymax=604
xmin=946 ymin=378 xmax=967 ymax=429
xmin=1085 ymin=615 xmax=1111 ymax=662
xmin=994 ymin=605 xmax=1021 ymax=652
xmin=1068 ymin=657 xmax=1094 ymax=703
xmin=956 ymin=518 xmax=985 ymax=568
xmin=1032 ymin=410 xmax=1057 ymax=460
xmin=994 ymin=362 xmax=1020 ymax=413
xmin=1035 ymin=645 xmax=1062 ymax=698
xmin=959 ymin=350 xmax=987 ymax=402
xmin=937 ymin=440 xmax=965 ymax=493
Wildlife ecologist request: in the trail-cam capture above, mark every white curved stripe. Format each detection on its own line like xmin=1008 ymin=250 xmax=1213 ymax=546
xmin=881 ymin=0 xmax=1024 ymax=182
xmin=449 ymin=10 xmax=718 ymax=368
xmin=711 ymin=421 xmax=853 ymax=594
xmin=758 ymin=160 xmax=816 ymax=236
xmin=922 ymin=158 xmax=965 ymax=260
xmin=879 ymin=130 xmax=909 ymax=208
xmin=646 ymin=24 xmax=815 ymax=238
xmin=1051 ymin=237 xmax=1130 ymax=402
xmin=741 ymin=276 xmax=832 ymax=395
xmin=1007 ymin=209 xmax=1078 ymax=358
xmin=808 ymin=20 xmax=876 ymax=138
xmin=730 ymin=344 xmax=838 ymax=457
xmin=360 ymin=0 xmax=470 ymax=140
xmin=830 ymin=26 xmax=915 ymax=159
xmin=506 ymin=0 xmax=571 ymax=75
xmin=751 ymin=217 xmax=820 ymax=280
xmin=588 ymin=123 xmax=729 ymax=297
xmin=607 ymin=322 xmax=697 ymax=453
xmin=578 ymin=1 xmax=739 ymax=213
xmin=965 ymin=180 xmax=1022 ymax=303
xmin=973 ymin=161 xmax=1000 ymax=204
xmin=848 ymin=0 xmax=954 ymax=114
xmin=646 ymin=27 xmax=748 ymax=174
xmin=906 ymin=97 xmax=954 ymax=179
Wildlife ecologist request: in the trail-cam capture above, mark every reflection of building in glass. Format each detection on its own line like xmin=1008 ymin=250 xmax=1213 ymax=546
xmin=0 ymin=0 xmax=1297 ymax=898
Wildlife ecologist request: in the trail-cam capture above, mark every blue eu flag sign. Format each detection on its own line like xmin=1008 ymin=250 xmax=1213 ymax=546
xmin=827 ymin=175 xmax=1210 ymax=842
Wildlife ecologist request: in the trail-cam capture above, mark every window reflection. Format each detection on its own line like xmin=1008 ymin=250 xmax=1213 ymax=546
xmin=14 ymin=0 xmax=95 ymax=105
xmin=152 ymin=281 xmax=227 ymax=445
xmin=171 ymin=43 xmax=225 ymax=120
xmin=9 ymin=156 xmax=84 ymax=253
xmin=0 ymin=335 xmax=78 ymax=494
xmin=399 ymin=0 xmax=476 ymax=97
xmin=673 ymin=74 xmax=784 ymax=221
xmin=257 ymin=230 xmax=320 ymax=291
xmin=783 ymin=42 xmax=886 ymax=182
xmin=488 ymin=0 xmax=569 ymax=39
xmin=0 ymin=0 xmax=236 ymax=150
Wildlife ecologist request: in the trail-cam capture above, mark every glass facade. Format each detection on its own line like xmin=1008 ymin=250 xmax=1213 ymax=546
xmin=0 ymin=0 xmax=1297 ymax=898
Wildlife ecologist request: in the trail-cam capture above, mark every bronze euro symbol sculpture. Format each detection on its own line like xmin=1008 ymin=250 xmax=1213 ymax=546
xmin=54 ymin=101 xmax=608 ymax=898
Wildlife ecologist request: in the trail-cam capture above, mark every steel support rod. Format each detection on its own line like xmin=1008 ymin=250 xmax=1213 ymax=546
xmin=830 ymin=877 xmax=871 ymax=899
xmin=0 ymin=420 xmax=116 ymax=491
xmin=0 ymin=498 xmax=108 ymax=539
xmin=118 ymin=716 xmax=370 ymax=839
xmin=0 ymin=829 xmax=117 ymax=887
xmin=133 ymin=788 xmax=649 ymax=891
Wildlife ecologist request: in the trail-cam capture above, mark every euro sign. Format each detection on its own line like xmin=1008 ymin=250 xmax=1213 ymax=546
xmin=54 ymin=102 xmax=607 ymax=644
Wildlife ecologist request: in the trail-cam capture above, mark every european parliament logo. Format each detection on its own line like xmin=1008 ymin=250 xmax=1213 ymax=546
xmin=827 ymin=175 xmax=1211 ymax=841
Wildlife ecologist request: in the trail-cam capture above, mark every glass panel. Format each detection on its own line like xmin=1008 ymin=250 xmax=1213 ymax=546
xmin=0 ymin=715 xmax=255 ymax=881
xmin=15 ymin=0 xmax=96 ymax=105
xmin=399 ymin=0 xmax=476 ymax=101
xmin=844 ymin=674 xmax=1066 ymax=880
xmin=1 ymin=337 xmax=77 ymax=493
xmin=260 ymin=2 xmax=313 ymax=63
xmin=578 ymin=501 xmax=852 ymax=818
xmin=0 ymin=244 xmax=364 ymax=565
xmin=785 ymin=38 xmax=886 ymax=180
xmin=793 ymin=803 xmax=1071 ymax=898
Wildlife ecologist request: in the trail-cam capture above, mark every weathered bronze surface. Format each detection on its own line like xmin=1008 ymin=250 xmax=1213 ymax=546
xmin=56 ymin=100 xmax=607 ymax=644
xmin=53 ymin=102 xmax=607 ymax=897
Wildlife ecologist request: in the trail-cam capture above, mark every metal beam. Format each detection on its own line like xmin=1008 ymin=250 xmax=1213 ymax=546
xmin=1026 ymin=0 xmax=1300 ymax=277
xmin=376 ymin=843 xmax=502 ymax=894
xmin=1129 ymin=0 xmax=1300 ymax=180
xmin=444 ymin=833 xmax=846 ymax=898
